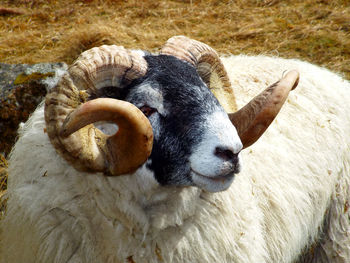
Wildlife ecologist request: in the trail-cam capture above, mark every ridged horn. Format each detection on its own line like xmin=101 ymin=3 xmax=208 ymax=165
xmin=161 ymin=36 xmax=298 ymax=148
xmin=160 ymin=35 xmax=237 ymax=111
xmin=45 ymin=45 xmax=153 ymax=175
xmin=229 ymin=70 xmax=300 ymax=148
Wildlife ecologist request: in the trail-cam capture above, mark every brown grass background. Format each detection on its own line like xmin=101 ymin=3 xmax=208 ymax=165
xmin=0 ymin=0 xmax=349 ymax=202
xmin=1 ymin=0 xmax=350 ymax=79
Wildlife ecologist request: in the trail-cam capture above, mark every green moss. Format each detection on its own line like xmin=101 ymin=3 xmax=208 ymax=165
xmin=13 ymin=72 xmax=54 ymax=85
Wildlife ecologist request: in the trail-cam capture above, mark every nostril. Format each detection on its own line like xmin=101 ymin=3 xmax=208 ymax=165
xmin=214 ymin=146 xmax=238 ymax=162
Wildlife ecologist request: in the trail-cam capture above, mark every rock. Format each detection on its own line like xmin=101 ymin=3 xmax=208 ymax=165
xmin=0 ymin=62 xmax=67 ymax=157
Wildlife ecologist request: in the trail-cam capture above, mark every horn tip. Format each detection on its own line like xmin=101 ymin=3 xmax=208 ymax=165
xmin=286 ymin=70 xmax=300 ymax=90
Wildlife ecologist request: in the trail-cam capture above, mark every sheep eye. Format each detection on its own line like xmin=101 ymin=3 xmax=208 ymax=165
xmin=140 ymin=105 xmax=157 ymax=117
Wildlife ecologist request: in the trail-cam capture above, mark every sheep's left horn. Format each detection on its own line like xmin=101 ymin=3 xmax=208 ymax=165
xmin=229 ymin=70 xmax=299 ymax=148
xmin=161 ymin=35 xmax=237 ymax=111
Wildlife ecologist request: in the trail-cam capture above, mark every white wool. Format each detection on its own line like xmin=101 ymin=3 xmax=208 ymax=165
xmin=190 ymin=111 xmax=242 ymax=192
xmin=1 ymin=55 xmax=350 ymax=263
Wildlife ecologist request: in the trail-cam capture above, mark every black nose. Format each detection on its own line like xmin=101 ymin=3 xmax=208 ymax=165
xmin=214 ymin=146 xmax=239 ymax=163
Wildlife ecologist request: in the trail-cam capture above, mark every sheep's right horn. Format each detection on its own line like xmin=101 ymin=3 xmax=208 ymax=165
xmin=229 ymin=70 xmax=299 ymax=148
xmin=60 ymin=98 xmax=153 ymax=175
xmin=45 ymin=45 xmax=153 ymax=175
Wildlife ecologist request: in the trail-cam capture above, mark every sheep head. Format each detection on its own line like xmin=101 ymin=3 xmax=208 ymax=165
xmin=44 ymin=36 xmax=299 ymax=192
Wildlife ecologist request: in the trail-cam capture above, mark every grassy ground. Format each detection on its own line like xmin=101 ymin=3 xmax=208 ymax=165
xmin=1 ymin=0 xmax=349 ymax=78
xmin=0 ymin=0 xmax=349 ymax=199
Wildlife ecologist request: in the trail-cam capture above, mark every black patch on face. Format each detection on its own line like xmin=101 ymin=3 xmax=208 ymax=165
xmin=92 ymin=54 xmax=224 ymax=186
xmin=131 ymin=55 xmax=222 ymax=186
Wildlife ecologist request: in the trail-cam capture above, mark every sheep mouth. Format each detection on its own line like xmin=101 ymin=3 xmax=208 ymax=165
xmin=190 ymin=169 xmax=235 ymax=192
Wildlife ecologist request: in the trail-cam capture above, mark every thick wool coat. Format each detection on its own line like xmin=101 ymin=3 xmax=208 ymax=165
xmin=1 ymin=55 xmax=350 ymax=263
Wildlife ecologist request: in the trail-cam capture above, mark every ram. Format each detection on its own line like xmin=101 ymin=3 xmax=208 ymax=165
xmin=1 ymin=36 xmax=349 ymax=263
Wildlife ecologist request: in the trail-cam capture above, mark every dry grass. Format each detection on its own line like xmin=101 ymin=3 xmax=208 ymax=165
xmin=0 ymin=154 xmax=7 ymax=216
xmin=0 ymin=0 xmax=349 ymax=202
xmin=0 ymin=0 xmax=349 ymax=78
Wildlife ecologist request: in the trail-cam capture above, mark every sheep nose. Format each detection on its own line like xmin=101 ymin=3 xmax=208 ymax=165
xmin=214 ymin=146 xmax=239 ymax=163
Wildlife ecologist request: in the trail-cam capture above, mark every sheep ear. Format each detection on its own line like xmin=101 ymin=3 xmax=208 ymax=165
xmin=204 ymin=63 xmax=237 ymax=113
xmin=229 ymin=70 xmax=299 ymax=148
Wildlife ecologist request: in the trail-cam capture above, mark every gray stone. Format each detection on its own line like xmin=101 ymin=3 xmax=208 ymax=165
xmin=0 ymin=62 xmax=67 ymax=156
xmin=0 ymin=62 xmax=67 ymax=92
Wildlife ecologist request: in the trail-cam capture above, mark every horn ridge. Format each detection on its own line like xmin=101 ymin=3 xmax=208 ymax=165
xmin=161 ymin=36 xmax=236 ymax=110
xmin=45 ymin=45 xmax=152 ymax=175
xmin=229 ymin=70 xmax=300 ymax=148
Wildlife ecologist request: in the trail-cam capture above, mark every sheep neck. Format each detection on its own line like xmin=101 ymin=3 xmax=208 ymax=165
xmin=91 ymin=173 xmax=203 ymax=235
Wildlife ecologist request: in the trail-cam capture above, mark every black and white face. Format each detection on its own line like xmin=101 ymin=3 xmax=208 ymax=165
xmin=109 ymin=54 xmax=242 ymax=192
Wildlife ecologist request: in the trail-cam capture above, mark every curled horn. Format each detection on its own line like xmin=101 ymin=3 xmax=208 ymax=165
xmin=45 ymin=45 xmax=153 ymax=175
xmin=161 ymin=36 xmax=299 ymax=148
xmin=160 ymin=35 xmax=237 ymax=111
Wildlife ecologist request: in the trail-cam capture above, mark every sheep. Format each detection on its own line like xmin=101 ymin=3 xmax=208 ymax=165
xmin=1 ymin=35 xmax=350 ymax=263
